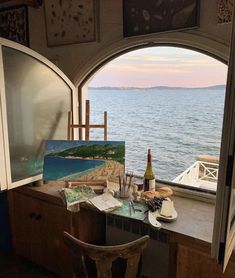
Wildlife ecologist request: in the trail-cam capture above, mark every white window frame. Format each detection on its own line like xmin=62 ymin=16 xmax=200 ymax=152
xmin=0 ymin=38 xmax=78 ymax=190
xmin=212 ymin=6 xmax=235 ymax=271
xmin=0 ymin=45 xmax=8 ymax=191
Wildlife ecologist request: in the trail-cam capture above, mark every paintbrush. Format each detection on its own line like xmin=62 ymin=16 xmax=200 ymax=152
xmin=123 ymin=174 xmax=126 ymax=192
xmin=119 ymin=175 xmax=121 ymax=192
xmin=128 ymin=171 xmax=134 ymax=189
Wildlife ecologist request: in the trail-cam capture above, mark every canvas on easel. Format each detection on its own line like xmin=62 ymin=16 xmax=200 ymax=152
xmin=43 ymin=140 xmax=125 ymax=184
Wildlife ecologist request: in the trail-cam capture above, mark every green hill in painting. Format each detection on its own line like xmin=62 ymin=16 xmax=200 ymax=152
xmin=47 ymin=143 xmax=125 ymax=164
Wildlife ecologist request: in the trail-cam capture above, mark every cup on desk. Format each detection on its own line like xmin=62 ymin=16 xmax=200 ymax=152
xmin=134 ymin=178 xmax=144 ymax=191
xmin=118 ymin=174 xmax=131 ymax=198
xmin=119 ymin=186 xmax=130 ymax=198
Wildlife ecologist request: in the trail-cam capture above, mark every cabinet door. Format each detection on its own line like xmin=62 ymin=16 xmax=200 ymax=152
xmin=40 ymin=201 xmax=73 ymax=277
xmin=8 ymin=190 xmax=73 ymax=277
xmin=8 ymin=191 xmax=43 ymax=264
xmin=73 ymin=207 xmax=106 ymax=244
xmin=177 ymin=244 xmax=235 ymax=278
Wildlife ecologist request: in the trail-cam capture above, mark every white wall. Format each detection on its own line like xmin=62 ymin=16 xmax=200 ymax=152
xmin=27 ymin=0 xmax=231 ymax=86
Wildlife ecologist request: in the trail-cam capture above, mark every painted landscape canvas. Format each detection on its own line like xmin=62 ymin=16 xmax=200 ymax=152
xmin=43 ymin=140 xmax=125 ymax=183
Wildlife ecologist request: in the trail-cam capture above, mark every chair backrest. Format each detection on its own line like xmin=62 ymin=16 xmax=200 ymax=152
xmin=64 ymin=231 xmax=149 ymax=278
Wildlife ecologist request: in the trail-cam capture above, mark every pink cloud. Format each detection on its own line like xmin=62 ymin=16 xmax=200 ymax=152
xmin=89 ymin=47 xmax=227 ymax=88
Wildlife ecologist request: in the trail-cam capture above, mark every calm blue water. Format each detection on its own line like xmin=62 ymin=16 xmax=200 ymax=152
xmin=43 ymin=156 xmax=105 ymax=180
xmin=88 ymin=88 xmax=225 ymax=181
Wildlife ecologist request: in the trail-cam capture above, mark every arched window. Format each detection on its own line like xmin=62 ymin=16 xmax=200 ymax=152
xmin=83 ymin=42 xmax=235 ymax=270
xmin=87 ymin=46 xmax=227 ymax=193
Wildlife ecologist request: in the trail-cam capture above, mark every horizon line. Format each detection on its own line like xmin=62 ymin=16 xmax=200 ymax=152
xmin=88 ymin=84 xmax=226 ymax=89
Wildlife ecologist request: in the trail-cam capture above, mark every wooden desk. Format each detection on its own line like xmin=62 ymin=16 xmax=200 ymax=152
xmin=7 ymin=182 xmax=235 ymax=278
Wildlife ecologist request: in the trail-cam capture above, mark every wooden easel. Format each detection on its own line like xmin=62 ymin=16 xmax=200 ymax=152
xmin=67 ymin=99 xmax=107 ymax=235
xmin=67 ymin=100 xmax=108 ymax=141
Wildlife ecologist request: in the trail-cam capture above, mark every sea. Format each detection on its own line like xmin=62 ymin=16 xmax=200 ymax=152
xmin=43 ymin=156 xmax=105 ymax=181
xmin=88 ymin=87 xmax=225 ymax=181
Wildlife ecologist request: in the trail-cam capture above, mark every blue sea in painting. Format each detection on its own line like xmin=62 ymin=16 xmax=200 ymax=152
xmin=43 ymin=156 xmax=105 ymax=181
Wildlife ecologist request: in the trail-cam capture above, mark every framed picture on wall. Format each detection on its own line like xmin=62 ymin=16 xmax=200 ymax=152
xmin=44 ymin=0 xmax=98 ymax=47
xmin=123 ymin=0 xmax=200 ymax=37
xmin=217 ymin=0 xmax=233 ymax=24
xmin=0 ymin=5 xmax=29 ymax=46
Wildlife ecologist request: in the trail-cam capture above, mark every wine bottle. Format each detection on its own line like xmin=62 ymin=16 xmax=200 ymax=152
xmin=144 ymin=149 xmax=155 ymax=191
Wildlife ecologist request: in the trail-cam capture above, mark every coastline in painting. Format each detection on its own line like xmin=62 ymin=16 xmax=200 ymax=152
xmin=43 ymin=140 xmax=125 ymax=182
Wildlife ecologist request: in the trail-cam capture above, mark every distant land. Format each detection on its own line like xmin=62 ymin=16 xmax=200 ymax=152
xmin=47 ymin=143 xmax=125 ymax=164
xmin=89 ymin=85 xmax=226 ymax=91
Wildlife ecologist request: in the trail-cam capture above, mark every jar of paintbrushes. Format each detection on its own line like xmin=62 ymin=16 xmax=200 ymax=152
xmin=118 ymin=172 xmax=134 ymax=198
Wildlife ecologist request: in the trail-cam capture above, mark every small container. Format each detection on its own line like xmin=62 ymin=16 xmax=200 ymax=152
xmin=119 ymin=187 xmax=130 ymax=198
xmin=134 ymin=178 xmax=144 ymax=191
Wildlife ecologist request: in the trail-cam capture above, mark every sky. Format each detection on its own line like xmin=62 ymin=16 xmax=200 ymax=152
xmin=88 ymin=47 xmax=227 ymax=88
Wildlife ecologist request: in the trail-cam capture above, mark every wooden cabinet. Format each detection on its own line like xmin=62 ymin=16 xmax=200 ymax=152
xmin=10 ymin=184 xmax=235 ymax=278
xmin=72 ymin=207 xmax=106 ymax=244
xmin=39 ymin=199 xmax=73 ymax=276
xmin=8 ymin=187 xmax=106 ymax=277
xmin=176 ymin=244 xmax=235 ymax=278
xmin=8 ymin=191 xmax=40 ymax=261
xmin=8 ymin=190 xmax=73 ymax=277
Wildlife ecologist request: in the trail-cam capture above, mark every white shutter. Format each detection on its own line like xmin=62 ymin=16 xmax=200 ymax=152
xmin=212 ymin=5 xmax=235 ymax=271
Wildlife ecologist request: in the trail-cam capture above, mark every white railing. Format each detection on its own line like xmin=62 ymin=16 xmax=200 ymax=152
xmin=173 ymin=160 xmax=219 ymax=186
xmin=198 ymin=161 xmax=219 ymax=182
xmin=173 ymin=161 xmax=199 ymax=185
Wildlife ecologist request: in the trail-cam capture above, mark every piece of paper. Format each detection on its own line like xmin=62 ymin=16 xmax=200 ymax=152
xmin=89 ymin=193 xmax=122 ymax=212
xmin=59 ymin=185 xmax=96 ymax=207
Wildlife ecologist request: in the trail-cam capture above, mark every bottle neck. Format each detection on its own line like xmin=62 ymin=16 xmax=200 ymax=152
xmin=147 ymin=149 xmax=152 ymax=164
xmin=147 ymin=153 xmax=152 ymax=164
xmin=145 ymin=149 xmax=154 ymax=175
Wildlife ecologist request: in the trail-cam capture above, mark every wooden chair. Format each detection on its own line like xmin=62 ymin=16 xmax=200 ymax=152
xmin=63 ymin=232 xmax=149 ymax=278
